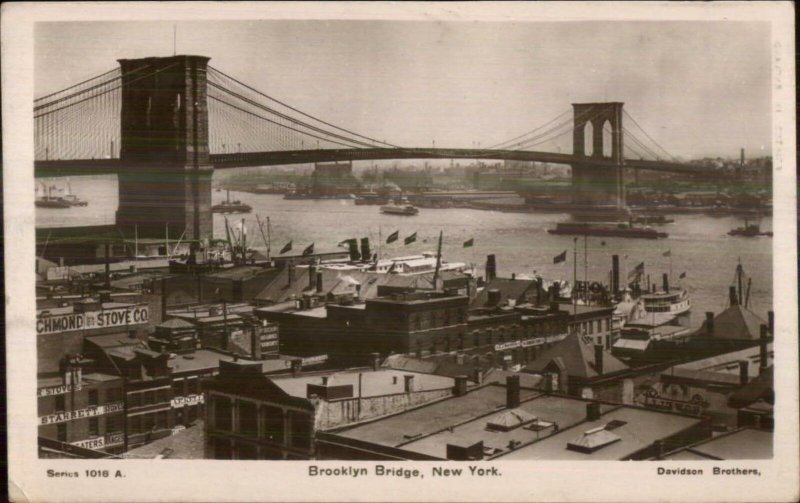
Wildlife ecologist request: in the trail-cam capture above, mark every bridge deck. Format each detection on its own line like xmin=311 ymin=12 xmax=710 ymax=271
xmin=34 ymin=148 xmax=697 ymax=177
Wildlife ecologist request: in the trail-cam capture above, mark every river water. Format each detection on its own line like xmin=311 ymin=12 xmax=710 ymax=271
xmin=36 ymin=175 xmax=773 ymax=330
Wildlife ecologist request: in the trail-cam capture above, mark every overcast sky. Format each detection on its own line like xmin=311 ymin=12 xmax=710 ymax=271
xmin=35 ymin=20 xmax=772 ymax=159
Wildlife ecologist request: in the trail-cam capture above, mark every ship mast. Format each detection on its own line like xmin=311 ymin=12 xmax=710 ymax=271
xmin=432 ymin=230 xmax=443 ymax=290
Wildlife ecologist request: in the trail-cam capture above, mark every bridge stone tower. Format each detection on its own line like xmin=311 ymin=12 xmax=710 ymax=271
xmin=571 ymin=102 xmax=626 ymax=214
xmin=115 ymin=55 xmax=213 ymax=243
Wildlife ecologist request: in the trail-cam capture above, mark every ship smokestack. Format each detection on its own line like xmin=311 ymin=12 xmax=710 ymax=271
xmin=611 ymin=255 xmax=620 ymax=295
xmin=662 ymin=273 xmax=669 ymax=294
xmin=485 ymin=254 xmax=497 ymax=282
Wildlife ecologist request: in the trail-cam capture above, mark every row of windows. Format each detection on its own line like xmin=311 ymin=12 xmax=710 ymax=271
xmin=128 ymin=410 xmax=169 ymax=434
xmin=52 ymin=387 xmax=123 ymax=412
xmin=172 ymin=377 xmax=201 ymax=398
xmin=212 ymin=398 xmax=312 ymax=450
xmin=572 ymin=319 xmax=610 ymax=335
xmin=128 ymin=388 xmax=170 ymax=408
xmin=410 ymin=308 xmax=466 ymax=331
xmin=54 ymin=413 xmax=124 ymax=442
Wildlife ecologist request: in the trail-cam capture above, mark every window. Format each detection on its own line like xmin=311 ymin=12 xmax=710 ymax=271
xmin=238 ymin=401 xmax=258 ymax=437
xmin=187 ymin=404 xmax=198 ymax=423
xmin=144 ymin=391 xmax=155 ymax=405
xmin=88 ymin=389 xmax=99 ymax=407
xmin=129 ymin=415 xmax=142 ymax=434
xmin=106 ymin=414 xmax=123 ymax=433
xmin=172 ymin=380 xmax=184 ymax=398
xmin=187 ymin=378 xmax=199 ymax=395
xmin=214 ymin=397 xmax=232 ymax=431
xmin=89 ymin=417 xmax=99 ymax=437
xmin=55 ymin=395 xmax=65 ymax=412
xmin=588 ymin=321 xmax=594 ymax=334
xmin=129 ymin=392 xmax=142 ymax=408
xmin=156 ymin=388 xmax=169 ymax=403
xmin=57 ymin=424 xmax=67 ymax=442
xmin=142 ymin=412 xmax=156 ymax=431
xmin=107 ymin=388 xmax=122 ymax=403
xmin=156 ymin=410 xmax=168 ymax=429
xmin=289 ymin=411 xmax=312 ymax=449
xmin=262 ymin=405 xmax=284 ymax=443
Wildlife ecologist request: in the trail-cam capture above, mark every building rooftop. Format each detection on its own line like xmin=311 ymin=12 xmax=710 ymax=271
xmin=157 ymin=318 xmax=197 ymax=330
xmin=332 ymin=383 xmax=540 ymax=448
xmin=498 ymin=405 xmax=702 ymax=460
xmin=271 ymin=368 xmax=455 ymax=400
xmin=694 ymin=304 xmax=767 ymax=341
xmin=471 ymin=277 xmax=540 ymax=309
xmin=662 ymin=428 xmax=772 ymax=460
xmin=525 ymin=333 xmax=628 ymax=379
xmin=123 ymin=421 xmax=205 ymax=459
xmin=397 ymin=394 xmax=611 ymax=459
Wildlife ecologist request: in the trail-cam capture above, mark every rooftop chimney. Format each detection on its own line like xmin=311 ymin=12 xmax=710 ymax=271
xmin=487 ymin=289 xmax=501 ymax=306
xmin=485 ymin=254 xmax=497 ymax=282
xmin=316 ymin=272 xmax=323 ymax=293
xmin=611 ymin=255 xmax=620 ymax=295
xmin=738 ymin=360 xmax=749 ymax=386
xmin=662 ymin=273 xmax=669 ymax=294
xmin=705 ymin=312 xmax=715 ymax=334
xmin=371 ymin=352 xmax=381 ymax=371
xmin=291 ymin=358 xmax=302 ymax=377
xmin=594 ymin=344 xmax=604 ymax=375
xmin=309 ymin=265 xmax=317 ymax=289
xmin=360 ymin=237 xmax=371 ymax=262
xmin=759 ymin=324 xmax=769 ymax=370
xmin=454 ymin=375 xmax=468 ymax=396
xmin=403 ymin=375 xmax=415 ymax=392
xmin=729 ymin=286 xmax=738 ymax=306
xmin=586 ymin=402 xmax=601 ymax=421
xmin=506 ymin=375 xmax=520 ymax=409
xmin=511 ymin=273 xmax=516 ymax=280
xmin=321 ymin=376 xmax=329 ymax=386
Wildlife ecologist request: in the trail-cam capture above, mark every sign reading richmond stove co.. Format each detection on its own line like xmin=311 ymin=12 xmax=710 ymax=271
xmin=36 ymin=305 xmax=149 ymax=336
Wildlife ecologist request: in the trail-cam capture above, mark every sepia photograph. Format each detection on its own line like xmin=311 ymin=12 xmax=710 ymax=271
xmin=4 ymin=2 xmax=797 ymax=502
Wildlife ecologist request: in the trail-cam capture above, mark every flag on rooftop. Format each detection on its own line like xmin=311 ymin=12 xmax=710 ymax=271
xmin=386 ymin=230 xmax=399 ymax=244
xmin=680 ymin=272 xmax=687 ymax=279
xmin=279 ymin=241 xmax=292 ymax=254
xmin=302 ymin=243 xmax=314 ymax=256
xmin=628 ymin=262 xmax=645 ymax=280
xmin=663 ymin=249 xmax=671 ymax=257
xmin=463 ymin=238 xmax=474 ymax=248
xmin=404 ymin=232 xmax=417 ymax=245
xmin=553 ymin=250 xmax=567 ymax=264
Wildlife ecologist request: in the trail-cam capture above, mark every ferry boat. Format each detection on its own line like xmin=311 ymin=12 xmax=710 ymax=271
xmin=639 ymin=287 xmax=691 ymax=316
xmin=319 ymin=251 xmax=473 ymax=276
xmin=212 ymin=190 xmax=252 ymax=214
xmin=547 ymin=222 xmax=667 ymax=239
xmin=35 ymin=185 xmax=71 ymax=208
xmin=380 ymin=199 xmax=419 ymax=216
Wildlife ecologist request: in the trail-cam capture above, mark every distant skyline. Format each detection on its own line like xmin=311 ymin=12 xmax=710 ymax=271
xmin=35 ymin=20 xmax=772 ymax=159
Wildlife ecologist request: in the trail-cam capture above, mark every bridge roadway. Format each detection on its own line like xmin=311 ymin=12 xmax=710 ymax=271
xmin=34 ymin=147 xmax=701 ymax=177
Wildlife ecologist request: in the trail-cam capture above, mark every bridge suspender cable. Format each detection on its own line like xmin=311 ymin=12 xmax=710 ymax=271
xmin=486 ymin=109 xmax=571 ymax=150
xmin=34 ymin=67 xmax=119 ymax=103
xmin=622 ymin=110 xmax=678 ymax=161
xmin=208 ymin=66 xmax=399 ymax=148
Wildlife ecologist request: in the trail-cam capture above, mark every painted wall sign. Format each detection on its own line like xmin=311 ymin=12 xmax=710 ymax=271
xmin=37 ymin=383 xmax=81 ymax=397
xmin=170 ymin=394 xmax=205 ymax=408
xmin=36 ymin=305 xmax=150 ymax=335
xmin=301 ymin=354 xmax=328 ymax=366
xmin=39 ymin=402 xmax=125 ymax=425
xmin=71 ymin=433 xmax=124 ymax=450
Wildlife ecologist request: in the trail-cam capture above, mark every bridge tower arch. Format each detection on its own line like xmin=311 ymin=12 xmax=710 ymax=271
xmin=115 ymin=55 xmax=213 ymax=243
xmin=571 ymin=102 xmax=626 ymax=213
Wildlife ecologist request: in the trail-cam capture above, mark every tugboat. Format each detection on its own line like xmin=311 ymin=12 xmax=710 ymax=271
xmin=380 ymin=198 xmax=419 ymax=216
xmin=728 ymin=218 xmax=772 ymax=237
xmin=631 ymin=214 xmax=674 ymax=225
xmin=62 ymin=181 xmax=88 ymax=206
xmin=212 ymin=190 xmax=252 ymax=214
xmin=35 ymin=185 xmax=71 ymax=208
xmin=547 ymin=222 xmax=667 ymax=239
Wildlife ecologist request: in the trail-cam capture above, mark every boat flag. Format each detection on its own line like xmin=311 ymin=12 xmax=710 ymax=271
xmin=679 ymin=272 xmax=686 ymax=279
xmin=280 ymin=241 xmax=293 ymax=254
xmin=663 ymin=249 xmax=671 ymax=257
xmin=302 ymin=243 xmax=315 ymax=256
xmin=338 ymin=239 xmax=354 ymax=248
xmin=553 ymin=250 xmax=567 ymax=264
xmin=386 ymin=230 xmax=399 ymax=244
xmin=628 ymin=262 xmax=645 ymax=280
xmin=463 ymin=238 xmax=474 ymax=248
xmin=404 ymin=232 xmax=417 ymax=245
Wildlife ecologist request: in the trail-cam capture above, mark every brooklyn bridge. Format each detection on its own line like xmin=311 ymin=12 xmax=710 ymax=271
xmin=34 ymin=55 xmax=705 ymax=241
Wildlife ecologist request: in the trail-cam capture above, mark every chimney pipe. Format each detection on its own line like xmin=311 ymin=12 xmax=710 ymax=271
xmin=454 ymin=375 xmax=468 ymax=396
xmin=705 ymin=312 xmax=715 ymax=334
xmin=759 ymin=324 xmax=769 ymax=370
xmin=662 ymin=273 xmax=669 ymax=294
xmin=586 ymin=402 xmax=601 ymax=421
xmin=594 ymin=344 xmax=604 ymax=375
xmin=404 ymin=375 xmax=415 ymax=393
xmin=511 ymin=273 xmax=516 ymax=280
xmin=360 ymin=237 xmax=371 ymax=262
xmin=485 ymin=254 xmax=497 ymax=282
xmin=371 ymin=352 xmax=381 ymax=371
xmin=487 ymin=289 xmax=501 ymax=306
xmin=611 ymin=255 xmax=620 ymax=295
xmin=768 ymin=311 xmax=774 ymax=334
xmin=729 ymin=286 xmax=738 ymax=306
xmin=321 ymin=376 xmax=328 ymax=386
xmin=506 ymin=375 xmax=520 ymax=409
xmin=291 ymin=358 xmax=302 ymax=377
xmin=309 ymin=265 xmax=316 ymax=290
xmin=316 ymin=272 xmax=323 ymax=293
xmin=738 ymin=360 xmax=749 ymax=386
